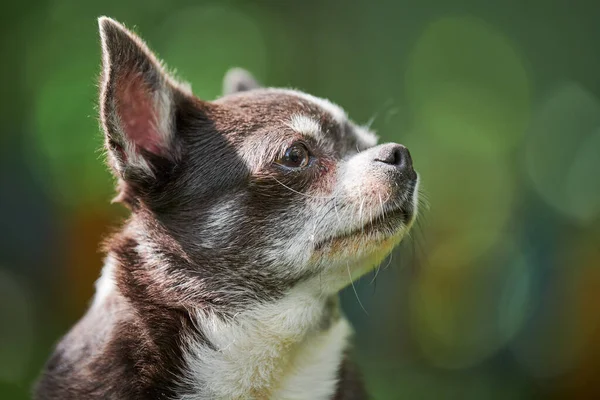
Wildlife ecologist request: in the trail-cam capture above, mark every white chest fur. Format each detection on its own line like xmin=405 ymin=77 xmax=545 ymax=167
xmin=178 ymin=287 xmax=351 ymax=400
xmin=270 ymin=317 xmax=350 ymax=400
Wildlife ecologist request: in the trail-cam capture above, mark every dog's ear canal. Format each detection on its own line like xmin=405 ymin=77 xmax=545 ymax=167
xmin=223 ymin=68 xmax=261 ymax=95
xmin=98 ymin=17 xmax=191 ymax=179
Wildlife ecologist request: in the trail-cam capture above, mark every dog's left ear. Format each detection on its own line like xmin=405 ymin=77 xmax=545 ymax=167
xmin=223 ymin=68 xmax=261 ymax=95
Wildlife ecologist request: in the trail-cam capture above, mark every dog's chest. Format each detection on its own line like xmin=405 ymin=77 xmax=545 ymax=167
xmin=270 ymin=317 xmax=350 ymax=400
xmin=178 ymin=299 xmax=351 ymax=400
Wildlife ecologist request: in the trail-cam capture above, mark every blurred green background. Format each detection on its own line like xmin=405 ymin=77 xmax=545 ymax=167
xmin=1 ymin=0 xmax=600 ymax=399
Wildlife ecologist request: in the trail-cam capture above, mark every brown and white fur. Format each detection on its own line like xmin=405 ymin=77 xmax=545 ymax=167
xmin=34 ymin=17 xmax=419 ymax=400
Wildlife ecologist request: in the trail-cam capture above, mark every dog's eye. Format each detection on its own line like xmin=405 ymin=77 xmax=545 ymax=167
xmin=278 ymin=143 xmax=310 ymax=169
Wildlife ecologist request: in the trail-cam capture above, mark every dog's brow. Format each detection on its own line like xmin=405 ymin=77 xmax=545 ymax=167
xmin=286 ymin=114 xmax=323 ymax=139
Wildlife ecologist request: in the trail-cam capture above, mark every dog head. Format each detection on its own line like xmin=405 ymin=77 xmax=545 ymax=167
xmin=98 ymin=17 xmax=418 ymax=309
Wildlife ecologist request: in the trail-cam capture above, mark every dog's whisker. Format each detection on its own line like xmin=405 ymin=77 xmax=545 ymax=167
xmin=384 ymin=250 xmax=394 ymax=270
xmin=333 ymin=199 xmax=341 ymax=224
xmin=378 ymin=192 xmax=385 ymax=224
xmin=359 ymin=196 xmax=365 ymax=235
xmin=347 ymin=262 xmax=368 ymax=316
xmin=271 ymin=176 xmax=336 ymax=200
xmin=369 ymin=257 xmax=383 ymax=285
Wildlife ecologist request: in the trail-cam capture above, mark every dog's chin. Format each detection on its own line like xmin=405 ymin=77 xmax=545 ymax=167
xmin=310 ymin=218 xmax=410 ymax=289
xmin=309 ymin=197 xmax=418 ymax=292
xmin=314 ymin=203 xmax=414 ymax=252
xmin=311 ymin=231 xmax=405 ymax=293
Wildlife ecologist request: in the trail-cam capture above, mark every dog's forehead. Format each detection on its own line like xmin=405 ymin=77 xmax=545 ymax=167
xmin=212 ymin=89 xmax=348 ymax=139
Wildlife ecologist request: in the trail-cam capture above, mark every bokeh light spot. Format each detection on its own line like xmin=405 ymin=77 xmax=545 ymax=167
xmin=565 ymin=129 xmax=600 ymax=221
xmin=406 ymin=16 xmax=530 ymax=154
xmin=156 ymin=4 xmax=269 ymax=101
xmin=526 ymin=82 xmax=600 ymax=224
xmin=410 ymin=242 xmax=532 ymax=370
xmin=0 ymin=269 xmax=35 ymax=383
xmin=409 ymin=141 xmax=515 ymax=265
xmin=25 ymin=19 xmax=112 ymax=207
xmin=511 ymin=235 xmax=600 ymax=382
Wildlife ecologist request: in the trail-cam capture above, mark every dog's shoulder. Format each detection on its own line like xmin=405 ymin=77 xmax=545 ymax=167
xmin=34 ymin=289 xmax=183 ymax=400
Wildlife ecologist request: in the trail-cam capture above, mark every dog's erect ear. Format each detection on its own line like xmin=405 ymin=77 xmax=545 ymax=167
xmin=223 ymin=68 xmax=261 ymax=95
xmin=98 ymin=17 xmax=191 ymax=178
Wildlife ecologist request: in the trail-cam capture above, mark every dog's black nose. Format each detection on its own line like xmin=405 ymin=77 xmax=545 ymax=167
xmin=373 ymin=143 xmax=413 ymax=171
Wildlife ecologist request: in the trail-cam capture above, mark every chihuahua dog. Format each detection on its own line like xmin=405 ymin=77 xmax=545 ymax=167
xmin=35 ymin=17 xmax=418 ymax=400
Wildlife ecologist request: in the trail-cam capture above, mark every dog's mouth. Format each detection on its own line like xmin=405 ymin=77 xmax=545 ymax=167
xmin=314 ymin=204 xmax=413 ymax=251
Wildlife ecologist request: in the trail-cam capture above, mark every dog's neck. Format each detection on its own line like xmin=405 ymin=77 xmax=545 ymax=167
xmin=95 ymin=252 xmax=351 ymax=400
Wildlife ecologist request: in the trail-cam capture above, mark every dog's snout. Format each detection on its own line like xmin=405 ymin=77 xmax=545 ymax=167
xmin=373 ymin=143 xmax=413 ymax=171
